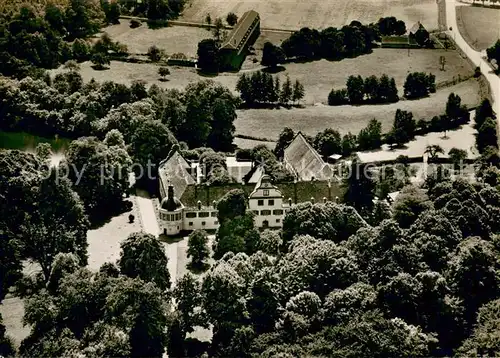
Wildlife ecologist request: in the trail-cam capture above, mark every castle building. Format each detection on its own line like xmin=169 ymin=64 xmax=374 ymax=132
xmin=157 ymin=145 xmax=339 ymax=236
xmin=158 ymin=172 xmax=290 ymax=236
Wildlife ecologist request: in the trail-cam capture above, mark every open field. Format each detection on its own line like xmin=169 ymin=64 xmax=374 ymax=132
xmin=181 ymin=0 xmax=439 ymax=31
xmin=258 ymin=48 xmax=475 ymax=104
xmin=234 ymin=137 xmax=276 ymax=149
xmin=51 ymin=60 xmax=240 ymax=93
xmin=101 ymin=22 xmax=213 ymax=56
xmin=62 ymin=47 xmax=476 ymax=105
xmin=456 ymin=5 xmax=500 ymax=51
xmin=234 ymin=78 xmax=481 ymax=139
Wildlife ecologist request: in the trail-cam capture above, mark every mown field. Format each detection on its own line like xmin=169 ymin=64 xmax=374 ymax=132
xmin=234 ymin=79 xmax=481 ymax=140
xmin=66 ymin=44 xmax=475 ymax=105
xmin=456 ymin=5 xmax=500 ymax=50
xmin=100 ymin=22 xmax=213 ymax=57
xmin=181 ymin=0 xmax=439 ymax=31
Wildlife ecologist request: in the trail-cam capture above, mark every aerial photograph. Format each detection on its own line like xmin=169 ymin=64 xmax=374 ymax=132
xmin=0 ymin=0 xmax=500 ymax=356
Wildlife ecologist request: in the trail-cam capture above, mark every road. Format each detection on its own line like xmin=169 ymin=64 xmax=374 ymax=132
xmin=445 ymin=0 xmax=499 ymax=118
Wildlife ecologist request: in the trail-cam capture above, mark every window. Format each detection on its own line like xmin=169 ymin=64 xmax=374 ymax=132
xmin=261 ymin=210 xmax=271 ymax=216
xmin=176 ymin=213 xmax=181 ymax=220
xmin=276 ymin=219 xmax=281 ymax=223
xmin=211 ymin=212 xmax=217 ymax=217
xmin=252 ymin=210 xmax=259 ymax=215
xmin=214 ymin=220 xmax=218 ymax=225
xmin=199 ymin=212 xmax=209 ymax=218
xmin=202 ymin=221 xmax=206 ymax=226
xmin=273 ymin=209 xmax=283 ymax=215
xmin=186 ymin=212 xmax=197 ymax=218
xmin=268 ymin=199 xmax=274 ymax=206
xmin=263 ymin=189 xmax=269 ymax=196
xmin=257 ymin=199 xmax=264 ymax=206
xmin=188 ymin=222 xmax=193 ymax=226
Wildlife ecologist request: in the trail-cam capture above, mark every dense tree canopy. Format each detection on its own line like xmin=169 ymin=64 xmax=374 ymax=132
xmin=65 ymin=135 xmax=132 ymax=219
xmin=118 ymin=232 xmax=171 ymax=291
xmin=403 ymin=72 xmax=436 ymax=99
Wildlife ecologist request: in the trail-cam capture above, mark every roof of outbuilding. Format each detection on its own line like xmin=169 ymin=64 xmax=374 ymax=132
xmin=409 ymin=21 xmax=425 ymax=34
xmin=221 ymin=10 xmax=260 ymax=52
xmin=283 ymin=132 xmax=328 ymax=181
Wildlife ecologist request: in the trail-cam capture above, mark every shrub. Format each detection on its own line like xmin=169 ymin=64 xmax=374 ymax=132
xmin=130 ymin=19 xmax=142 ymax=28
xmin=158 ymin=66 xmax=170 ymax=79
xmin=91 ymin=52 xmax=110 ymax=70
xmin=148 ymin=45 xmax=163 ymax=62
xmin=226 ymin=12 xmax=238 ymax=26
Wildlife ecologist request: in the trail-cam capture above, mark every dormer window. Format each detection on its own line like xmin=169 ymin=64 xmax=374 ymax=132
xmin=263 ymin=189 xmax=269 ymax=196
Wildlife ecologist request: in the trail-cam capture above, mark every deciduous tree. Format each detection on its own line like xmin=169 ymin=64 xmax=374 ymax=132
xmin=262 ymin=42 xmax=286 ymax=68
xmin=118 ymin=232 xmax=171 ymax=291
xmin=197 ymin=39 xmax=219 ymax=73
xmin=187 ymin=229 xmax=210 ymax=270
xmin=226 ymin=12 xmax=238 ymax=26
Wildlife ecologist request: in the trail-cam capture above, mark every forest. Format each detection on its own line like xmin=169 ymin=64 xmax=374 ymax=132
xmin=1 ymin=1 xmax=500 ymax=357
xmin=3 ymin=143 xmax=500 ymax=356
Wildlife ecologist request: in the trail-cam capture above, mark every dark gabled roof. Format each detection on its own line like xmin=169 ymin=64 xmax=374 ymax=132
xmin=409 ymin=21 xmax=425 ymax=34
xmin=158 ymin=151 xmax=195 ymax=200
xmin=221 ymin=10 xmax=259 ymax=52
xmin=283 ymin=132 xmax=327 ymax=181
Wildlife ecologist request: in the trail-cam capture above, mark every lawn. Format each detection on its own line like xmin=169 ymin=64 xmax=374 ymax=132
xmin=456 ymin=5 xmax=500 ymax=51
xmin=100 ymin=22 xmax=213 ymax=57
xmin=234 ymin=78 xmax=482 ymax=140
xmin=86 ymin=197 xmax=143 ymax=271
xmin=181 ymin=0 xmax=439 ymax=31
xmin=0 ymin=296 xmax=29 ymax=348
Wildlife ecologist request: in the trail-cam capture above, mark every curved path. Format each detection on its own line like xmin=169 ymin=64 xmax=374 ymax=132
xmin=445 ymin=0 xmax=499 ymax=117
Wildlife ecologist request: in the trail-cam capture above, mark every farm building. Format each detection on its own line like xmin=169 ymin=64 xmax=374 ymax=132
xmin=219 ymin=10 xmax=260 ymax=70
xmin=381 ymin=22 xmax=430 ymax=48
xmin=409 ymin=21 xmax=430 ymax=46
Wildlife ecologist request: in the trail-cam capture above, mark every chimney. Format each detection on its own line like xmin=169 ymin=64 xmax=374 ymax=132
xmin=311 ymin=197 xmax=315 ymax=204
xmin=288 ymin=197 xmax=292 ymax=206
xmin=323 ymin=197 xmax=327 ymax=203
